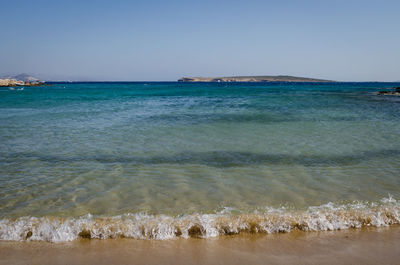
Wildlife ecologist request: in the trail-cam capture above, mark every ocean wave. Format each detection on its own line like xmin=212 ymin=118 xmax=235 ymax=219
xmin=1 ymin=197 xmax=399 ymax=242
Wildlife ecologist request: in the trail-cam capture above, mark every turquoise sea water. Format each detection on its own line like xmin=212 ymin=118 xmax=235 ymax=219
xmin=1 ymin=82 xmax=400 ymax=241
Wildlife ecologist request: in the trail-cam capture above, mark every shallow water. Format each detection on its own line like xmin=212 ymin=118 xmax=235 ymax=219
xmin=1 ymin=82 xmax=400 ymax=241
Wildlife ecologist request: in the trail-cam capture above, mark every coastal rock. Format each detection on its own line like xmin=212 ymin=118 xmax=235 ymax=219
xmin=0 ymin=76 xmax=45 ymax=87
xmin=0 ymin=78 xmax=24 ymax=87
xmin=377 ymin=87 xmax=400 ymax=95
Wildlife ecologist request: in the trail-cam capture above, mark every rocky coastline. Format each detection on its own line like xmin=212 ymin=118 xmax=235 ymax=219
xmin=377 ymin=87 xmax=400 ymax=96
xmin=0 ymin=76 xmax=46 ymax=87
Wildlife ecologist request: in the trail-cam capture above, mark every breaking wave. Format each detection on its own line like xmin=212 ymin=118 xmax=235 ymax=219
xmin=1 ymin=197 xmax=399 ymax=242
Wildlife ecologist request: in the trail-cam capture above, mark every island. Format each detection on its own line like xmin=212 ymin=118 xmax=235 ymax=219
xmin=178 ymin=75 xmax=334 ymax=82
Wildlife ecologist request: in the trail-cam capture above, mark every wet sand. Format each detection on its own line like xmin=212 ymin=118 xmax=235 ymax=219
xmin=1 ymin=226 xmax=400 ymax=265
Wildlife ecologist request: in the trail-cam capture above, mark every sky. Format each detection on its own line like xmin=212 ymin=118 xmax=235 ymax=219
xmin=1 ymin=0 xmax=399 ymax=81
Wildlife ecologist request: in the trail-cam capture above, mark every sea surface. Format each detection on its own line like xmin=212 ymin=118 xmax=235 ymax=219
xmin=1 ymin=82 xmax=400 ymax=242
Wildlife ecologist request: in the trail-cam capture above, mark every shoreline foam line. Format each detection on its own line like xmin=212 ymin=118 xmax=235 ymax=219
xmin=1 ymin=197 xmax=399 ymax=242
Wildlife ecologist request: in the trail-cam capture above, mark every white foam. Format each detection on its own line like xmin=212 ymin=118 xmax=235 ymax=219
xmin=1 ymin=197 xmax=399 ymax=242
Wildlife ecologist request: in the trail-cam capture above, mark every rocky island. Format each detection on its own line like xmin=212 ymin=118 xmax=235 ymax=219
xmin=178 ymin=75 xmax=333 ymax=82
xmin=0 ymin=74 xmax=46 ymax=87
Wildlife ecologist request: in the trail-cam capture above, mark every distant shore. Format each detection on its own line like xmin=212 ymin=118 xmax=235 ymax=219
xmin=0 ymin=78 xmax=46 ymax=87
xmin=1 ymin=226 xmax=399 ymax=265
xmin=178 ymin=75 xmax=334 ymax=82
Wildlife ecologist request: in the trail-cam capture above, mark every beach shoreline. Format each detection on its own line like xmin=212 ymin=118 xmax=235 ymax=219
xmin=1 ymin=226 xmax=399 ymax=265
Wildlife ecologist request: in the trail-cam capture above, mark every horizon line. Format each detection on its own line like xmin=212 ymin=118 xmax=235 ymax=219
xmin=44 ymin=80 xmax=400 ymax=83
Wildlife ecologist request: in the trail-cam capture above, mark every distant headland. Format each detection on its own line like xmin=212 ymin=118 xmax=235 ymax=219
xmin=178 ymin=75 xmax=334 ymax=82
xmin=0 ymin=73 xmax=46 ymax=87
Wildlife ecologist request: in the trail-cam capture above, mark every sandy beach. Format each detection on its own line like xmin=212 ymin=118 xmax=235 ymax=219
xmin=1 ymin=226 xmax=399 ymax=265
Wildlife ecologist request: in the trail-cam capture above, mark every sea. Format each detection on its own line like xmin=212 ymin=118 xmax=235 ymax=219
xmin=1 ymin=81 xmax=400 ymax=242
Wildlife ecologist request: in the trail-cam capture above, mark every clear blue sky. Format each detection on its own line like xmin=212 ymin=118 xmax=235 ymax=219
xmin=1 ymin=0 xmax=399 ymax=81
